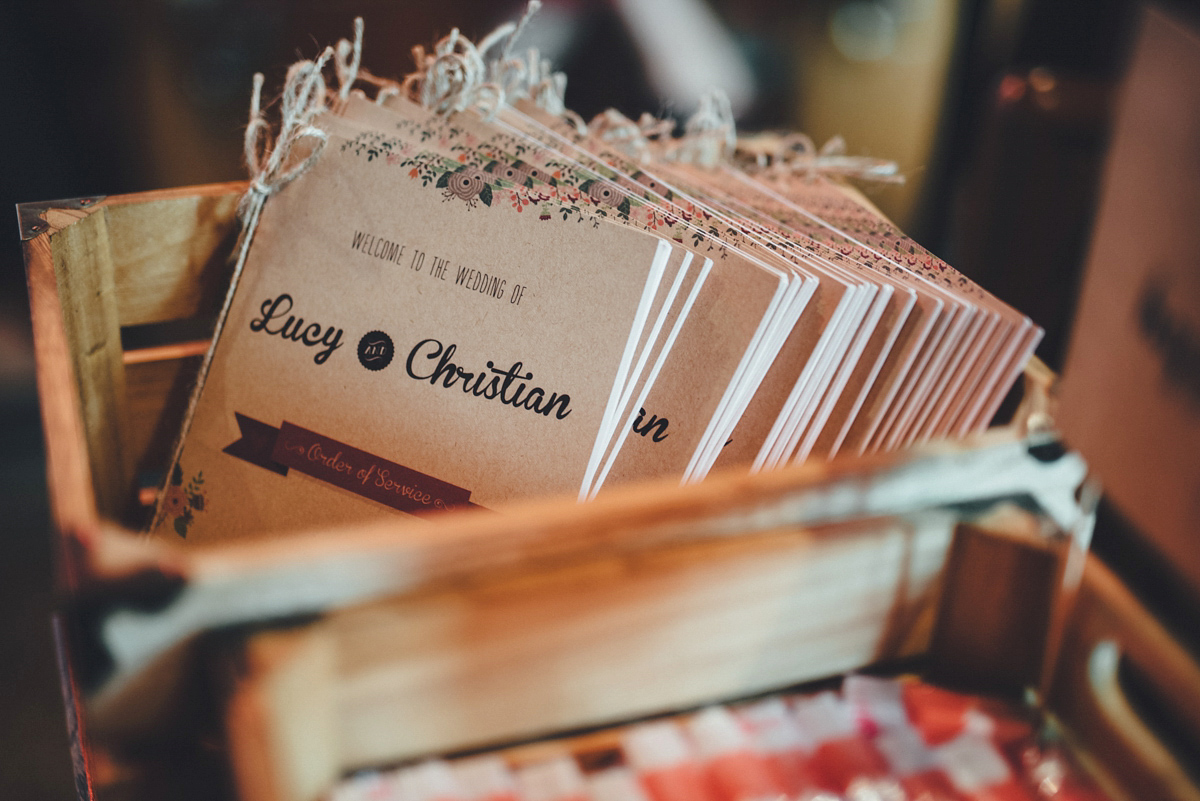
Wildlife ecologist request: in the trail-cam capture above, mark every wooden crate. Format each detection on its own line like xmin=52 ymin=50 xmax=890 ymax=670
xmin=20 ymin=186 xmax=1200 ymax=801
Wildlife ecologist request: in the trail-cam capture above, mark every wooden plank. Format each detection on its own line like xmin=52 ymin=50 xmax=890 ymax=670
xmin=88 ymin=434 xmax=1087 ymax=742
xmin=48 ymin=210 xmax=133 ymax=519
xmin=328 ymin=514 xmax=953 ymax=769
xmin=19 ymin=182 xmax=241 ymax=242
xmin=222 ymin=512 xmax=954 ymax=795
xmin=123 ymin=356 xmax=204 ymax=488
xmin=23 ymin=232 xmax=102 ymax=585
xmin=123 ymin=340 xmax=210 ymax=365
xmin=105 ymin=191 xmax=241 ymax=327
xmin=102 ymin=181 xmax=247 ymax=207
xmin=925 ymin=521 xmax=1065 ymax=697
xmin=1050 ymin=558 xmax=1200 ymax=801
xmin=226 ymin=627 xmax=339 ymax=801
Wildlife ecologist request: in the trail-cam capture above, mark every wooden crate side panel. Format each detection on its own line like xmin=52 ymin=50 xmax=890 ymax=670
xmin=49 ymin=211 xmax=132 ymax=518
xmin=23 ymin=233 xmax=101 ymax=567
xmin=101 ymin=181 xmax=247 ymax=206
xmin=926 ymin=522 xmax=1065 ymax=696
xmin=226 ymin=627 xmax=339 ymax=801
xmin=86 ymin=434 xmax=1083 ymax=756
xmin=328 ymin=513 xmax=954 ymax=770
xmin=1051 ymin=559 xmax=1200 ymax=801
xmin=105 ymin=191 xmax=240 ymax=327
xmin=22 ymin=183 xmax=243 ymax=527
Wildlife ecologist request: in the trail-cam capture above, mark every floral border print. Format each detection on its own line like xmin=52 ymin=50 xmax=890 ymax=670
xmin=483 ymin=159 xmax=557 ymax=189
xmin=579 ymin=178 xmax=632 ymax=216
xmin=163 ymin=463 xmax=208 ymax=538
xmin=339 ymin=130 xmax=728 ymax=258
xmin=342 ymin=131 xmax=633 ymax=222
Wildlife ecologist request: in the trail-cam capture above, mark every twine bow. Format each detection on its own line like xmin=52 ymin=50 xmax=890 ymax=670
xmin=393 ymin=1 xmax=587 ymax=134
xmin=239 ymin=49 xmax=335 ymax=226
xmin=480 ymin=0 xmax=540 ymax=90
xmin=668 ymin=89 xmax=737 ymax=167
xmin=740 ymin=132 xmax=905 ymax=184
xmin=503 ymin=46 xmax=584 ymax=132
xmin=481 ymin=2 xmax=570 ymax=118
xmin=588 ymin=109 xmax=674 ymax=162
xmin=530 ymin=58 xmax=570 ymax=116
xmin=327 ymin=20 xmax=399 ymax=107
xmin=402 ymin=27 xmax=505 ymax=117
xmin=399 ymin=1 xmax=577 ymax=125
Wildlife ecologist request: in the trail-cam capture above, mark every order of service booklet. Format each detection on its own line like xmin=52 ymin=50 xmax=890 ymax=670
xmin=152 ymin=112 xmax=674 ymax=544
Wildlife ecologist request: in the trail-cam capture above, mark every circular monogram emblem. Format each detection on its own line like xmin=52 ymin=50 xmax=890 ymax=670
xmin=357 ymin=330 xmax=394 ymax=371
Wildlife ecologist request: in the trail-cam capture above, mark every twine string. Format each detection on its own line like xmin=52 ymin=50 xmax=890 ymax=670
xmin=588 ymin=109 xmax=673 ymax=162
xmin=375 ymin=83 xmax=402 ymax=105
xmin=533 ymin=67 xmax=568 ymax=115
xmin=334 ymin=17 xmax=365 ymax=103
xmin=663 ymin=88 xmax=737 ymax=167
xmin=239 ymin=51 xmax=333 ymax=224
xmin=559 ymin=105 xmax=589 ymax=136
xmin=499 ymin=0 xmax=541 ymax=66
xmin=399 ymin=3 xmax=577 ymax=125
xmin=401 ymin=27 xmax=507 ymax=117
xmin=158 ymin=41 xmax=341 ymax=531
xmin=494 ymin=50 xmax=529 ymax=100
xmin=337 ymin=65 xmax=404 ymax=105
xmin=480 ymin=0 xmax=541 ymax=93
xmin=478 ymin=22 xmax=517 ymax=60
xmin=739 ymin=131 xmax=905 ymax=184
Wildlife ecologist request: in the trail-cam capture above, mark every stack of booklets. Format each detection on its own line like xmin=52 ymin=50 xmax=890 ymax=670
xmin=152 ymin=12 xmax=1041 ymax=544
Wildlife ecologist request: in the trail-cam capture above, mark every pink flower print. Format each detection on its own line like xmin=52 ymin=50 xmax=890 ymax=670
xmin=163 ymin=485 xmax=187 ymax=516
xmin=585 ymin=180 xmax=622 ymax=207
xmin=445 ymin=167 xmax=487 ymax=201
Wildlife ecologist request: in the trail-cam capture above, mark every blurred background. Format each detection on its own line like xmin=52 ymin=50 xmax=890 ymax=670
xmin=0 ymin=0 xmax=1184 ymax=797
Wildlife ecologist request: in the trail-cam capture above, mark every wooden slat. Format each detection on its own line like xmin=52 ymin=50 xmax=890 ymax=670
xmin=1050 ymin=558 xmax=1200 ymax=801
xmin=225 ymin=512 xmax=954 ymax=795
xmin=123 ymin=340 xmax=210 ymax=365
xmin=23 ymin=232 xmax=102 ymax=584
xmin=49 ymin=210 xmax=132 ymax=518
xmin=102 ymin=181 xmax=247 ymax=207
xmin=925 ymin=521 xmax=1065 ymax=697
xmin=226 ymin=627 xmax=339 ymax=801
xmin=331 ymin=515 xmax=951 ymax=769
xmin=123 ymin=355 xmax=204 ymax=489
xmin=106 ymin=190 xmax=241 ymax=327
xmin=87 ymin=433 xmax=1087 ymax=745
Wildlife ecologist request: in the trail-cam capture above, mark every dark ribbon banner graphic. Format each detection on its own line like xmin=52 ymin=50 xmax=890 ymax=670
xmin=223 ymin=413 xmax=482 ymax=515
